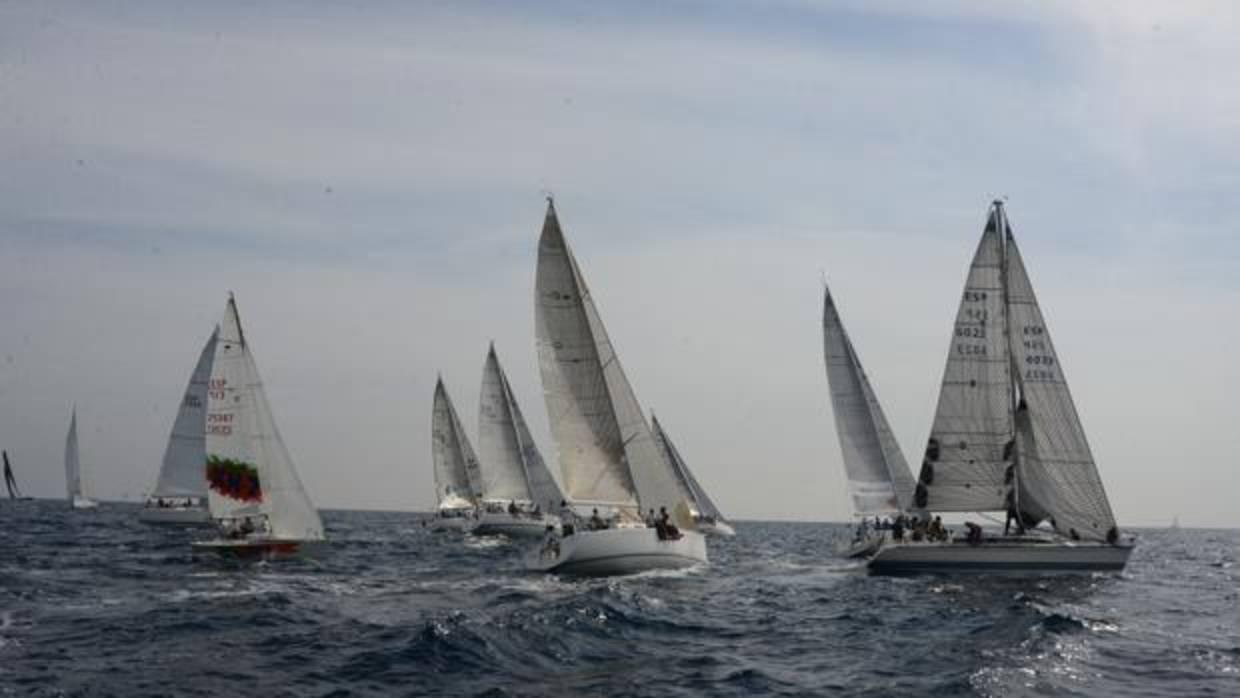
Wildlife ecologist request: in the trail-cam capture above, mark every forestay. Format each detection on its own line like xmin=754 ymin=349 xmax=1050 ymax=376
xmin=1003 ymin=230 xmax=1117 ymax=541
xmin=432 ymin=378 xmax=484 ymax=506
xmin=152 ymin=329 xmax=218 ymax=498
xmin=206 ymin=295 xmax=324 ymax=540
xmin=915 ymin=213 xmax=1013 ymax=513
xmin=535 ymin=201 xmax=683 ymax=512
xmin=478 ymin=346 xmax=564 ymax=508
xmin=650 ymin=415 xmax=726 ymax=522
xmin=821 ymin=285 xmax=917 ymax=515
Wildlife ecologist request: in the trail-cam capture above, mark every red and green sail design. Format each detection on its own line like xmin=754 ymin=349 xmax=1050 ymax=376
xmin=206 ymin=454 xmax=263 ymax=502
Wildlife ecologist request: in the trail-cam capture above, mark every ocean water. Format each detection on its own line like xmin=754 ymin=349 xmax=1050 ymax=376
xmin=1 ymin=502 xmax=1237 ymax=697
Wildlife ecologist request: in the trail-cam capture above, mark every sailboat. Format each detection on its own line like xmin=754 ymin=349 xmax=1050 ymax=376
xmin=821 ymin=283 xmax=917 ymax=557
xmin=65 ymin=408 xmax=98 ymax=509
xmin=428 ymin=378 xmax=483 ymax=532
xmin=139 ymin=329 xmax=218 ymax=525
xmin=192 ymin=294 xmax=325 ymax=557
xmin=650 ymin=415 xmax=734 ymax=537
xmin=526 ymin=199 xmax=707 ymax=576
xmin=4 ymin=450 xmax=32 ymax=501
xmin=472 ymin=344 xmax=564 ymax=538
xmin=867 ymin=201 xmax=1133 ymax=575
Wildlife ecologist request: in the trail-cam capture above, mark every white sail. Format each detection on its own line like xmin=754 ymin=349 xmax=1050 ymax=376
xmin=151 ymin=329 xmax=217 ymax=498
xmin=206 ymin=295 xmax=323 ymax=540
xmin=650 ymin=415 xmax=726 ymax=522
xmin=821 ymin=285 xmax=917 ymax=515
xmin=535 ymin=200 xmax=683 ymax=512
xmin=64 ymin=407 xmax=84 ymax=502
xmin=478 ymin=347 xmax=534 ymax=502
xmin=915 ymin=210 xmax=1014 ymax=513
xmin=478 ymin=346 xmax=564 ymax=508
xmin=1003 ymin=230 xmax=1117 ymax=542
xmin=432 ymin=378 xmax=484 ymax=507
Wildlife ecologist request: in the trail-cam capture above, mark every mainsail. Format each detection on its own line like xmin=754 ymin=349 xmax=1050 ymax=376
xmin=650 ymin=415 xmax=726 ymax=523
xmin=431 ymin=378 xmax=484 ymax=507
xmin=917 ymin=202 xmax=1119 ymax=543
xmin=915 ymin=211 xmax=1013 ymax=513
xmin=64 ymin=407 xmax=86 ymax=502
xmin=151 ymin=329 xmax=218 ymax=499
xmin=3 ymin=450 xmax=21 ymax=499
xmin=534 ymin=200 xmax=683 ymax=512
xmin=206 ymin=295 xmax=324 ymax=540
xmin=821 ymin=284 xmax=917 ymax=515
xmin=478 ymin=345 xmax=564 ymax=508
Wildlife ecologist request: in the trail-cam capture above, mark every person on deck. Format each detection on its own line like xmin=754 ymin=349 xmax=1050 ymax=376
xmin=589 ymin=508 xmax=605 ymax=531
xmin=657 ymin=506 xmax=682 ymax=541
xmin=508 ymin=500 xmax=519 ymax=516
xmin=559 ymin=500 xmax=576 ymax=536
xmin=892 ymin=517 xmax=905 ymax=543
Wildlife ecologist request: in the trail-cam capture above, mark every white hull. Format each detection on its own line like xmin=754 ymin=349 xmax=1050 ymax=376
xmin=839 ymin=532 xmax=885 ymax=559
xmin=139 ymin=506 xmax=211 ymax=525
xmin=428 ymin=516 xmax=475 ymax=533
xmin=526 ymin=527 xmax=708 ymax=576
xmin=697 ymin=519 xmax=736 ymax=538
xmin=868 ymin=538 xmax=1134 ymax=575
xmin=71 ymin=496 xmax=98 ymax=509
xmin=473 ymin=512 xmax=557 ymax=538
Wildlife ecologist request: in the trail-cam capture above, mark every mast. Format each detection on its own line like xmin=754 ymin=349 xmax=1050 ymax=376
xmin=994 ymin=200 xmax=1025 ymax=528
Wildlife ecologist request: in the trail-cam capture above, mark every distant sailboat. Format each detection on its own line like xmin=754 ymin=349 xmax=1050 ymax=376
xmin=821 ymin=282 xmax=917 ymax=556
xmin=526 ymin=199 xmax=707 ymax=575
xmin=65 ymin=407 xmax=98 ymax=509
xmin=192 ymin=294 xmax=325 ymax=557
xmin=472 ymin=345 xmax=564 ymax=537
xmin=4 ymin=450 xmax=31 ymax=500
xmin=140 ymin=329 xmax=218 ymax=525
xmin=867 ymin=202 xmax=1133 ymax=575
xmin=428 ymin=377 xmax=484 ymax=532
xmin=650 ymin=415 xmax=734 ymax=537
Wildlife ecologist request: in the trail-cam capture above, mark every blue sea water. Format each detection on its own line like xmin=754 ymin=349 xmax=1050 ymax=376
xmin=2 ymin=502 xmax=1238 ymax=697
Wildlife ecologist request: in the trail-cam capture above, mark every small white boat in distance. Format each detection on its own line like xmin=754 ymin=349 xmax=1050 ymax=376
xmin=526 ymin=199 xmax=707 ymax=576
xmin=192 ymin=294 xmax=325 ymax=558
xmin=867 ymin=202 xmax=1133 ymax=575
xmin=427 ymin=378 xmax=484 ymax=533
xmin=650 ymin=415 xmax=734 ymax=537
xmin=65 ymin=407 xmax=98 ymax=509
xmin=140 ymin=329 xmax=218 ymax=526
xmin=472 ymin=344 xmax=564 ymax=538
xmin=821 ymin=281 xmax=919 ymax=558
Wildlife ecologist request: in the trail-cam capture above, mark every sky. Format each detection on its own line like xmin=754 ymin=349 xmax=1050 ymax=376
xmin=1 ymin=1 xmax=1237 ymax=527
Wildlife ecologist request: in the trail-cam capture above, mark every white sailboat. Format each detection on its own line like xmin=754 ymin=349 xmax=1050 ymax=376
xmin=140 ymin=329 xmax=217 ymax=525
xmin=65 ymin=407 xmax=98 ymax=509
xmin=472 ymin=344 xmax=564 ymax=538
xmin=526 ymin=199 xmax=707 ymax=576
xmin=821 ymin=282 xmax=917 ymax=557
xmin=428 ymin=377 xmax=483 ymax=532
xmin=192 ymin=294 xmax=325 ymax=557
xmin=650 ymin=415 xmax=734 ymax=537
xmin=868 ymin=201 xmax=1133 ymax=575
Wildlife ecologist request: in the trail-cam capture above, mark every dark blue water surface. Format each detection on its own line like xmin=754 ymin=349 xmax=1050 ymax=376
xmin=2 ymin=502 xmax=1238 ymax=696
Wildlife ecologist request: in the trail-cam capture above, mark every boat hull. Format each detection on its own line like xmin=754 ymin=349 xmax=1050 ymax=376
xmin=191 ymin=537 xmax=325 ymax=559
xmin=427 ymin=516 xmax=475 ymax=533
xmin=71 ymin=496 xmax=98 ymax=509
xmin=473 ymin=512 xmax=557 ymax=538
xmin=868 ymin=539 xmax=1134 ymax=575
xmin=526 ymin=527 xmax=708 ymax=576
xmin=139 ymin=507 xmax=212 ymax=526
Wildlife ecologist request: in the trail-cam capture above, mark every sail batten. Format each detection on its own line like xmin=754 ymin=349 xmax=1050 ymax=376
xmin=822 ymin=285 xmax=917 ymax=515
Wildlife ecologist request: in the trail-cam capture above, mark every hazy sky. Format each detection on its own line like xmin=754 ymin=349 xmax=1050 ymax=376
xmin=2 ymin=1 xmax=1236 ymax=526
